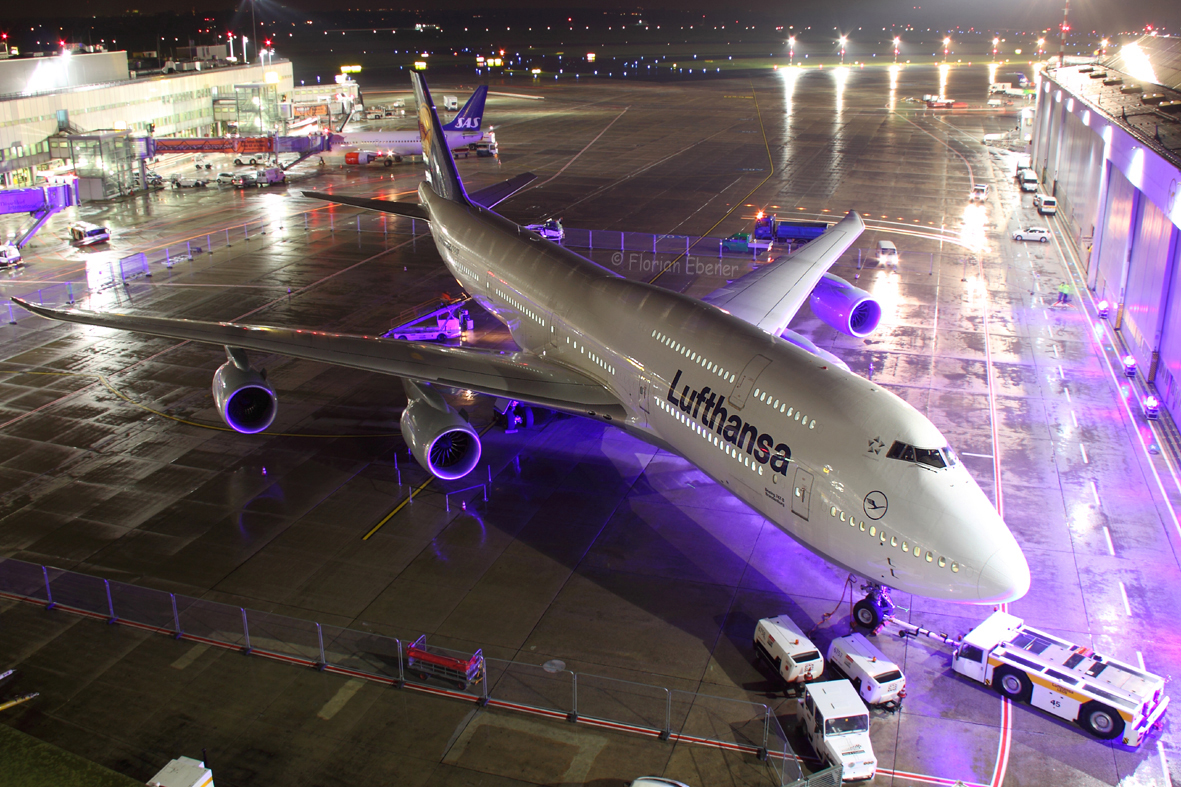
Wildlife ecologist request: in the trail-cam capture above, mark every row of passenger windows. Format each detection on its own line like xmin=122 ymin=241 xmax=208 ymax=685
xmin=656 ymin=397 xmax=767 ymax=476
xmin=494 ymin=288 xmax=544 ymax=327
xmin=566 ymin=336 xmax=615 ymax=375
xmin=651 ymin=330 xmax=735 ymax=385
xmin=824 ymin=503 xmax=960 ymax=573
xmin=752 ymin=386 xmax=816 ymax=430
xmin=453 ymin=260 xmax=480 ymax=283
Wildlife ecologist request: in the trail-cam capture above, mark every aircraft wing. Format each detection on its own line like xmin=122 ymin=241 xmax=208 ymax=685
xmin=302 ymin=192 xmax=430 ymax=221
xmin=467 ymin=173 xmax=537 ymax=209
xmin=701 ymin=211 xmax=865 ymax=335
xmin=12 ymin=299 xmax=626 ymax=418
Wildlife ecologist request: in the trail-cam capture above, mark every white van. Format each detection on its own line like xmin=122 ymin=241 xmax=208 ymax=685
xmin=0 ymin=243 xmax=22 ymax=267
xmin=876 ymin=240 xmax=898 ymax=266
xmin=986 ymin=99 xmax=1004 ymax=108
xmin=754 ymin=616 xmax=825 ymax=683
xmin=801 ymin=681 xmax=876 ymax=782
xmin=971 ymin=183 xmax=990 ymax=201
xmin=1019 ymin=170 xmax=1039 ymax=193
xmin=442 ymin=95 xmax=459 ymax=110
xmin=1034 ymin=194 xmax=1058 ymax=215
xmin=69 ymin=222 xmax=111 ymax=245
xmin=826 ymin=634 xmax=906 ymax=707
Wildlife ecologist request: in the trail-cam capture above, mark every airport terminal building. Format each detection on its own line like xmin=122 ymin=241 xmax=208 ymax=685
xmin=0 ymin=50 xmax=294 ymax=188
xmin=1032 ymin=36 xmax=1181 ymax=423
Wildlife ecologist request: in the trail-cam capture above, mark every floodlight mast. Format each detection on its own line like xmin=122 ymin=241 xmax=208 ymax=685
xmin=1057 ymin=0 xmax=1070 ymax=67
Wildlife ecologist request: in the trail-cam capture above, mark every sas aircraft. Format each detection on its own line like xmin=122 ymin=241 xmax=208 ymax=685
xmin=330 ymin=85 xmax=488 ymax=165
xmin=17 ymin=74 xmax=1030 ymax=626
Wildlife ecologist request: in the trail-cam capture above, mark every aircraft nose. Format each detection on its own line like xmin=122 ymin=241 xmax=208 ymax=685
xmin=977 ymin=540 xmax=1031 ymax=603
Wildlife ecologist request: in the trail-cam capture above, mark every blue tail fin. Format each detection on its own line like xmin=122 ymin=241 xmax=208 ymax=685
xmin=412 ymin=73 xmax=468 ymax=204
xmin=442 ymin=86 xmax=487 ymax=133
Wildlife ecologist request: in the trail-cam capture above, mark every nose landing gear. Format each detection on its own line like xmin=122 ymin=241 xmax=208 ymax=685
xmin=852 ymin=584 xmax=896 ymax=631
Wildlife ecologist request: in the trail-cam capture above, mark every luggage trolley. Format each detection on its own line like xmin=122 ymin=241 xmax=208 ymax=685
xmin=406 ymin=635 xmax=485 ymax=691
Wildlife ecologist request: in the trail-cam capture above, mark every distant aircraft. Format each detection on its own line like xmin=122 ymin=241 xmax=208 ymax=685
xmin=329 ymin=86 xmax=488 ymax=165
xmin=16 ymin=74 xmax=1029 ymax=625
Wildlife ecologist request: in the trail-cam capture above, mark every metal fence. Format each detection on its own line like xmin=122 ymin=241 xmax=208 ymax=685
xmin=0 ymin=556 xmax=809 ymax=784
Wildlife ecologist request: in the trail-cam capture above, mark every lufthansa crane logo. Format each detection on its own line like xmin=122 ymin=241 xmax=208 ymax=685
xmin=863 ymin=491 xmax=888 ymax=520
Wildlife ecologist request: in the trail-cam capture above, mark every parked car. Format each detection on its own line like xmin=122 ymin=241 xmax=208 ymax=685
xmin=1034 ymin=194 xmax=1058 ymax=215
xmin=172 ymin=175 xmax=209 ymax=189
xmin=231 ymin=171 xmax=259 ymax=188
xmin=1012 ymin=227 xmax=1051 ymax=242
xmin=216 ymin=171 xmax=236 ymax=185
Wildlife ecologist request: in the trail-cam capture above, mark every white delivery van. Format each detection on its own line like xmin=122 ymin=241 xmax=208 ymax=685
xmin=1019 ymin=169 xmax=1039 ymax=192
xmin=876 ymin=241 xmax=898 ymax=266
xmin=754 ymin=616 xmax=825 ymax=683
xmin=801 ymin=681 xmax=876 ymax=782
xmin=0 ymin=243 xmax=23 ymax=267
xmin=442 ymin=95 xmax=459 ymax=110
xmin=1034 ymin=194 xmax=1058 ymax=215
xmin=827 ymin=634 xmax=906 ymax=706
xmin=986 ymin=99 xmax=1004 ymax=108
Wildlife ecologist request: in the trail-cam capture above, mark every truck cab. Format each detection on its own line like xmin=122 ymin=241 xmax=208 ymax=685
xmin=753 ymin=615 xmax=825 ymax=684
xmin=801 ymin=681 xmax=876 ymax=782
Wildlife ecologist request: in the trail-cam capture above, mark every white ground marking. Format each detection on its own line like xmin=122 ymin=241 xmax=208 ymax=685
xmin=1118 ymin=581 xmax=1133 ymax=616
xmin=317 ymin=678 xmax=366 ymax=720
xmin=169 ymin=643 xmax=209 ymax=670
xmin=1103 ymin=527 xmax=1116 ymax=557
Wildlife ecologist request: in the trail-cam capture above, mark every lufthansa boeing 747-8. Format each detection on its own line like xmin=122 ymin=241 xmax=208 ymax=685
xmin=16 ymin=73 xmax=1029 ymax=626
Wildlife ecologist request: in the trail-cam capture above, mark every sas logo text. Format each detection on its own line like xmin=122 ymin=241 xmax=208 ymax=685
xmin=452 ymin=116 xmax=481 ymax=129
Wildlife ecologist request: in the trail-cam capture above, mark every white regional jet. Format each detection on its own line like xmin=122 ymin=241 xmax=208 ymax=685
xmin=15 ymin=74 xmax=1030 ymax=626
xmin=330 ymin=85 xmax=488 ymax=165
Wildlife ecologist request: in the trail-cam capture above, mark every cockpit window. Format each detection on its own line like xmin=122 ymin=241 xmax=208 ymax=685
xmin=887 ymin=441 xmax=956 ymax=470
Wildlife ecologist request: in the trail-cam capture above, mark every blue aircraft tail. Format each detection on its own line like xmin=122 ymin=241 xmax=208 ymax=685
xmin=441 ymin=86 xmax=487 ymax=133
xmin=412 ymin=73 xmax=468 ymax=204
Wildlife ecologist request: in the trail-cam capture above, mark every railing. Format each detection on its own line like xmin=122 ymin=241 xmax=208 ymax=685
xmin=0 ymin=556 xmax=807 ymax=785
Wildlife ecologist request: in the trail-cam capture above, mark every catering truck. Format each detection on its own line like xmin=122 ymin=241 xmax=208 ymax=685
xmin=951 ymin=612 xmax=1168 ymax=746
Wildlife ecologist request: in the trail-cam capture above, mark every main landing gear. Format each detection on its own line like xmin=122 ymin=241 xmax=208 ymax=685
xmin=852 ymin=584 xmax=896 ymax=631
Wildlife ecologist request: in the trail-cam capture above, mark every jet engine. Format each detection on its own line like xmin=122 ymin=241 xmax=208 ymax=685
xmin=212 ymin=347 xmax=277 ymax=434
xmin=809 ymin=273 xmax=883 ymax=338
xmin=401 ymin=379 xmax=482 ymax=481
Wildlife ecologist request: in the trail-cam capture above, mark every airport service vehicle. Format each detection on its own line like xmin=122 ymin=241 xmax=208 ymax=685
xmin=171 ymin=175 xmax=209 ymax=189
xmin=970 ymin=184 xmax=990 ymax=201
xmin=876 ymin=241 xmax=898 ymax=266
xmin=826 ymin=634 xmax=905 ymax=706
xmin=1003 ymin=88 xmax=1027 ymax=98
xmin=0 ymin=243 xmax=22 ymax=267
xmin=801 ymin=681 xmax=876 ymax=782
xmin=754 ymin=215 xmax=831 ymax=244
xmin=1019 ymin=170 xmax=1039 ymax=192
xmin=952 ymin=612 xmax=1168 ymax=745
xmin=406 ymin=635 xmax=484 ymax=690
xmin=442 ymin=95 xmax=459 ymax=110
xmin=192 ymin=153 xmax=212 ymax=170
xmin=233 ymin=154 xmax=265 ymax=166
xmin=629 ymin=779 xmax=691 ymax=787
xmin=525 ymin=219 xmax=565 ymax=243
xmin=989 ymin=82 xmax=1012 ymax=94
xmin=331 ymin=86 xmax=488 ymax=165
xmin=722 ymin=232 xmax=772 ymax=253
xmin=68 ymin=222 xmax=110 ymax=245
xmin=385 ymin=298 xmax=472 ymax=342
xmin=231 ymin=172 xmax=258 ymax=188
xmin=1034 ymin=194 xmax=1057 ymax=215
xmin=366 ymin=110 xmax=384 ymax=120
xmin=20 ymin=73 xmax=1032 ymax=619
xmin=1013 ymin=227 xmax=1051 ymax=243
xmin=986 ymin=99 xmax=1004 ymax=108
xmin=754 ymin=615 xmax=825 ymax=683
xmin=255 ymin=167 xmax=286 ymax=186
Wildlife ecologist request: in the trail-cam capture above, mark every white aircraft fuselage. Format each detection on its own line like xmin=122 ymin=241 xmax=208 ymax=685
xmin=423 ymin=183 xmax=1030 ymax=605
xmin=333 ymin=128 xmax=485 ymax=159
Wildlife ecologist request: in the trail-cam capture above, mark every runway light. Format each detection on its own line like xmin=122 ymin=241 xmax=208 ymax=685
xmin=1144 ymin=396 xmax=1160 ymax=420
xmin=1097 ymin=300 xmax=1110 ymax=319
xmin=1123 ymin=355 xmax=1137 ymax=378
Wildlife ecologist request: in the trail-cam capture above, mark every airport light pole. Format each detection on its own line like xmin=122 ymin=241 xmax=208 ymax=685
xmin=839 ymin=35 xmax=847 ymax=65
xmin=1037 ymin=37 xmax=1045 ymax=57
xmin=893 ymin=37 xmax=900 ymax=63
xmin=943 ymin=37 xmax=950 ymax=63
xmin=789 ymin=35 xmax=796 ymax=66
xmin=1056 ymin=0 xmax=1070 ymax=67
xmin=1100 ymin=38 xmax=1109 ymax=57
xmin=993 ymin=37 xmax=999 ymax=61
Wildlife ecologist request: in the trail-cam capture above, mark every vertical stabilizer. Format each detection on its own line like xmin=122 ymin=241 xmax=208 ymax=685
xmin=442 ymin=86 xmax=488 ymax=132
xmin=412 ymin=73 xmax=468 ymax=204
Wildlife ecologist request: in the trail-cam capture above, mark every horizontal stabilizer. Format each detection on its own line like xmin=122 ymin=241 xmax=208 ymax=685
xmin=301 ymin=191 xmax=430 ymax=222
xmin=468 ymin=173 xmax=537 ymax=210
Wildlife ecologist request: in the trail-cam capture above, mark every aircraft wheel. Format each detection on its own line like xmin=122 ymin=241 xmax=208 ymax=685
xmin=993 ymin=667 xmax=1032 ymax=703
xmin=384 ymin=159 xmax=393 ymax=167
xmin=1079 ymin=701 xmax=1124 ymax=740
xmin=522 ymin=406 xmax=535 ymax=429
xmin=852 ymin=599 xmax=882 ymax=629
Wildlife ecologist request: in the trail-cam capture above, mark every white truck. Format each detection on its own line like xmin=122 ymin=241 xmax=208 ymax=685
xmin=827 ymin=634 xmax=906 ymax=707
xmin=753 ymin=616 xmax=825 ymax=684
xmin=951 ymin=612 xmax=1169 ymax=746
xmin=801 ymin=681 xmax=876 ymax=782
xmin=989 ymin=82 xmax=1012 ymax=94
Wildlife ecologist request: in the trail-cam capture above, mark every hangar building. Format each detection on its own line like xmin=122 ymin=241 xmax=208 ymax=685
xmin=1032 ymin=36 xmax=1181 ymax=424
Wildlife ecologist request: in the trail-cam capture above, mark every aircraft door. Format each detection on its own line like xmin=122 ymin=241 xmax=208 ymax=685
xmin=792 ymin=467 xmax=814 ymax=520
xmin=728 ymin=354 xmax=771 ymax=410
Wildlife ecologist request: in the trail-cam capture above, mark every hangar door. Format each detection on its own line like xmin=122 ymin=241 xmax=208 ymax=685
xmin=1093 ymin=167 xmax=1136 ymax=306
xmin=1153 ymin=227 xmax=1181 ymax=422
xmin=1122 ymin=197 xmax=1177 ymax=373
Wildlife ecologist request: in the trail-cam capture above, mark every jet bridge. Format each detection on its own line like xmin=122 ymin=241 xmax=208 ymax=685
xmin=0 ymin=182 xmax=78 ymax=248
xmin=147 ymin=133 xmax=329 ymax=170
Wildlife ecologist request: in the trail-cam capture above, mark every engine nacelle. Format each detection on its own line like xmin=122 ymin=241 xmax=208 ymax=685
xmin=809 ymin=273 xmax=883 ymax=338
xmin=212 ymin=349 xmax=277 ymax=434
xmin=401 ymin=380 xmax=482 ymax=481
